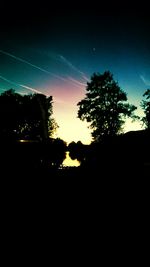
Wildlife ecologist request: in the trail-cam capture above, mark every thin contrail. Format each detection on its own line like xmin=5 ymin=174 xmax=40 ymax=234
xmin=0 ymin=49 xmax=69 ymax=82
xmin=0 ymin=74 xmax=46 ymax=95
xmin=0 ymin=49 xmax=89 ymax=88
xmin=67 ymin=77 xmax=86 ymax=87
xmin=0 ymin=49 xmax=52 ymax=74
xmin=140 ymin=74 xmax=150 ymax=86
xmin=19 ymin=84 xmax=47 ymax=95
xmin=0 ymin=74 xmax=70 ymax=104
xmin=0 ymin=74 xmax=20 ymax=87
xmin=58 ymin=54 xmax=90 ymax=82
xmin=43 ymin=51 xmax=90 ymax=83
xmin=82 ymin=74 xmax=90 ymax=82
xmin=59 ymin=55 xmax=83 ymax=73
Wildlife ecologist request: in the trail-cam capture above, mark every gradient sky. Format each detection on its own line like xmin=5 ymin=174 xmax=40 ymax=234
xmin=0 ymin=5 xmax=150 ymax=143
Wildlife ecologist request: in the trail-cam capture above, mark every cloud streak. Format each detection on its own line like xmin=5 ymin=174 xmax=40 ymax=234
xmin=58 ymin=55 xmax=90 ymax=82
xmin=67 ymin=77 xmax=86 ymax=87
xmin=140 ymin=75 xmax=150 ymax=86
xmin=43 ymin=51 xmax=90 ymax=82
xmin=0 ymin=74 xmax=67 ymax=104
xmin=0 ymin=49 xmax=70 ymax=83
xmin=0 ymin=74 xmax=20 ymax=88
xmin=0 ymin=74 xmax=47 ymax=95
xmin=19 ymin=84 xmax=46 ymax=95
xmin=0 ymin=49 xmax=52 ymax=74
xmin=0 ymin=49 xmax=88 ymax=89
xmin=59 ymin=55 xmax=84 ymax=74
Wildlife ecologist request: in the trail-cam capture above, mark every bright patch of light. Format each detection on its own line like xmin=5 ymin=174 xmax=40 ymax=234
xmin=55 ymin=118 xmax=92 ymax=145
xmin=124 ymin=118 xmax=144 ymax=133
xmin=63 ymin=151 xmax=80 ymax=167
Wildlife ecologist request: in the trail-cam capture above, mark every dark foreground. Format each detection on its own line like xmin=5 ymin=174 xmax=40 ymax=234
xmin=1 ymin=160 xmax=149 ymax=251
xmin=1 ymin=135 xmax=149 ymax=259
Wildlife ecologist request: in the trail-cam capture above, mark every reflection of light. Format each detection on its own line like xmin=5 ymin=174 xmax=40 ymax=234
xmin=63 ymin=151 xmax=80 ymax=167
xmin=19 ymin=140 xmax=25 ymax=142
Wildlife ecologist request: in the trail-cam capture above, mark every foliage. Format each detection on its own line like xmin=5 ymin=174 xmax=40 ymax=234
xmin=50 ymin=138 xmax=67 ymax=168
xmin=77 ymin=71 xmax=138 ymax=142
xmin=141 ymin=89 xmax=150 ymax=129
xmin=0 ymin=89 xmax=58 ymax=140
xmin=68 ymin=141 xmax=86 ymax=162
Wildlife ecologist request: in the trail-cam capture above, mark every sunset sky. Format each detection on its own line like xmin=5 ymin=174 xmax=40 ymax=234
xmin=0 ymin=5 xmax=150 ymax=144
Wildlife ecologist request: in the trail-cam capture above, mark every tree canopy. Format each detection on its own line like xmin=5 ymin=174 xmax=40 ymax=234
xmin=0 ymin=89 xmax=57 ymax=141
xmin=77 ymin=71 xmax=138 ymax=142
xmin=141 ymin=89 xmax=150 ymax=129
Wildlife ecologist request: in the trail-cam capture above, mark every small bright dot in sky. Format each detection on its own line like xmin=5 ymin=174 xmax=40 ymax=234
xmin=0 ymin=7 xmax=150 ymax=144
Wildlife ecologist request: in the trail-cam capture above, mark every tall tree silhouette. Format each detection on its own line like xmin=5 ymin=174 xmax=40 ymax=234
xmin=141 ymin=89 xmax=150 ymax=129
xmin=77 ymin=71 xmax=137 ymax=142
xmin=0 ymin=89 xmax=57 ymax=140
xmin=0 ymin=89 xmax=22 ymax=140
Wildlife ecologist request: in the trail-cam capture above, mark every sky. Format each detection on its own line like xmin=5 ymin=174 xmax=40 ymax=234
xmin=0 ymin=4 xmax=150 ymax=144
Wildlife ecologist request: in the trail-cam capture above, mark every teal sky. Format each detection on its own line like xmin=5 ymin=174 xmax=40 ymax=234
xmin=0 ymin=5 xmax=150 ymax=143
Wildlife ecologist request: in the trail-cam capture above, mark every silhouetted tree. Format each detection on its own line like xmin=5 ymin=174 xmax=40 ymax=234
xmin=68 ymin=141 xmax=85 ymax=162
xmin=51 ymin=138 xmax=67 ymax=168
xmin=77 ymin=71 xmax=138 ymax=142
xmin=0 ymin=89 xmax=22 ymax=140
xmin=141 ymin=89 xmax=150 ymax=129
xmin=68 ymin=142 xmax=77 ymax=160
xmin=20 ymin=93 xmax=57 ymax=140
xmin=0 ymin=89 xmax=57 ymax=141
